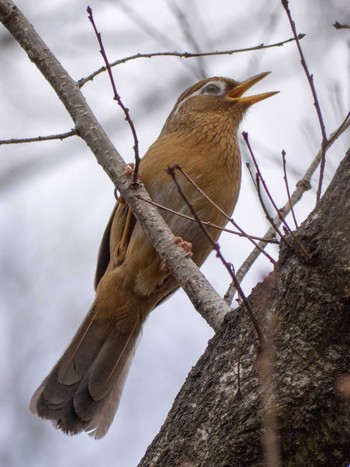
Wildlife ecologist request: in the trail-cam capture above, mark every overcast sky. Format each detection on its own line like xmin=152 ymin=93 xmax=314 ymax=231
xmin=0 ymin=1 xmax=349 ymax=466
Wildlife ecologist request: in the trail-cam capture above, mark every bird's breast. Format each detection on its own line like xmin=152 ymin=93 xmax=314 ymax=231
xmin=140 ymin=132 xmax=241 ymax=257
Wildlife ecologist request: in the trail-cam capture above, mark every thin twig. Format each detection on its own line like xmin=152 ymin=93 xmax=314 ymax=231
xmin=333 ymin=21 xmax=350 ymax=30
xmin=166 ymin=165 xmax=265 ymax=347
xmin=245 ymin=4 xmax=280 ymax=78
xmin=246 ymin=161 xmax=287 ymax=246
xmin=243 ymin=131 xmax=311 ymax=260
xmin=0 ymin=129 xmax=76 ymax=145
xmin=225 ymin=116 xmax=350 ymax=304
xmin=330 ymin=111 xmax=350 ymax=142
xmin=136 ymin=194 xmax=278 ymax=243
xmin=246 ymin=161 xmax=288 ymax=245
xmin=78 ymin=35 xmax=305 ymax=87
xmin=243 ymin=132 xmax=294 ymax=235
xmin=175 ymin=165 xmax=276 ymax=265
xmin=246 ymin=162 xmax=257 ymax=188
xmin=281 ymin=0 xmax=328 ymax=202
xmin=256 ymin=175 xmax=291 ymax=248
xmin=281 ymin=150 xmax=298 ymax=229
xmin=87 ymin=6 xmax=140 ymax=183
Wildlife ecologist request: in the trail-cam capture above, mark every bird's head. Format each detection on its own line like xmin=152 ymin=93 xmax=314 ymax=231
xmin=161 ymin=72 xmax=278 ymax=135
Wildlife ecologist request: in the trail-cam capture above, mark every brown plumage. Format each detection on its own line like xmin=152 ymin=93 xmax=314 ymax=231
xmin=30 ymin=73 xmax=278 ymax=438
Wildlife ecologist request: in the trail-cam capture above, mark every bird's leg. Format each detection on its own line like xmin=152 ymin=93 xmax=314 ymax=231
xmin=160 ymin=236 xmax=193 ymax=271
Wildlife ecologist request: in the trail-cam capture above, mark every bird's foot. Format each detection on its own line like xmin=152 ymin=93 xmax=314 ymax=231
xmin=123 ymin=162 xmax=142 ymax=180
xmin=117 ymin=163 xmax=142 ymax=203
xmin=160 ymin=236 xmax=193 ymax=271
xmin=174 ymin=236 xmax=193 ymax=257
xmin=123 ymin=162 xmax=136 ymax=177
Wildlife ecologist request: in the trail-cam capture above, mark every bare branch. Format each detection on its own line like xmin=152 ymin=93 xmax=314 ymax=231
xmin=136 ymin=194 xmax=278 ymax=243
xmin=281 ymin=150 xmax=298 ymax=229
xmin=0 ymin=129 xmax=76 ymax=145
xmin=333 ymin=21 xmax=350 ymax=30
xmin=87 ymin=7 xmax=140 ymax=184
xmin=256 ymin=174 xmax=291 ymax=248
xmin=78 ymin=35 xmax=304 ymax=87
xmin=243 ymin=131 xmax=311 ymax=260
xmin=167 ymin=164 xmax=265 ymax=347
xmin=281 ymin=0 xmax=328 ymax=202
xmin=0 ymin=0 xmax=231 ymax=331
xmin=225 ymin=116 xmax=350 ymax=304
xmin=175 ymin=165 xmax=276 ymax=265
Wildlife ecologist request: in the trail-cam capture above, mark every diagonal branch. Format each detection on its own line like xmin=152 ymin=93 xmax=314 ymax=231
xmin=281 ymin=149 xmax=298 ymax=229
xmin=225 ymin=114 xmax=350 ymax=304
xmin=281 ymin=0 xmax=328 ymax=202
xmin=136 ymin=194 xmax=278 ymax=243
xmin=87 ymin=7 xmax=140 ymax=183
xmin=243 ymin=131 xmax=311 ymax=260
xmin=333 ymin=21 xmax=350 ymax=30
xmin=175 ymin=165 xmax=276 ymax=264
xmin=0 ymin=129 xmax=76 ymax=145
xmin=166 ymin=165 xmax=264 ymax=347
xmin=0 ymin=0 xmax=230 ymax=331
xmin=78 ymin=35 xmax=304 ymax=87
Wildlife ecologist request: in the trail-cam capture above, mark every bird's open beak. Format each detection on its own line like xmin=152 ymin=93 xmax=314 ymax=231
xmin=227 ymin=72 xmax=279 ymax=105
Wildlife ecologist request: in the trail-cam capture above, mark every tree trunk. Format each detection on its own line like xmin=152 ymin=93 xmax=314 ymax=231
xmin=139 ymin=149 xmax=350 ymax=466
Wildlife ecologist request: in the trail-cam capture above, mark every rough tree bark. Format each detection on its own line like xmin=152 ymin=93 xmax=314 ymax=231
xmin=139 ymin=150 xmax=350 ymax=466
xmin=1 ymin=1 xmax=349 ymax=465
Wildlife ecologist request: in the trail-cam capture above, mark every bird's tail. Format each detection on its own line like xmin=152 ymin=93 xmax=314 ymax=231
xmin=30 ymin=302 xmax=143 ymax=439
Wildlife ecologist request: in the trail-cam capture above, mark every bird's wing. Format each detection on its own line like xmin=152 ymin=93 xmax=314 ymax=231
xmin=94 ymin=203 xmax=117 ymax=289
xmin=94 ymin=201 xmax=136 ymax=289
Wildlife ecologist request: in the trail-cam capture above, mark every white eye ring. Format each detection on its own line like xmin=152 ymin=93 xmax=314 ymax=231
xmin=201 ymin=83 xmax=221 ymax=94
xmin=172 ymin=80 xmax=226 ymax=116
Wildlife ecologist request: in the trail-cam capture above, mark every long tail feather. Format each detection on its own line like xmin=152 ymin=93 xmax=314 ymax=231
xmin=30 ymin=306 xmax=142 ymax=438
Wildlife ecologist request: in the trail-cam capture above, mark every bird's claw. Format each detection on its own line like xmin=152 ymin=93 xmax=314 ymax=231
xmin=174 ymin=236 xmax=193 ymax=258
xmin=117 ymin=163 xmax=142 ymax=204
xmin=123 ymin=162 xmax=135 ymax=177
xmin=160 ymin=236 xmax=193 ymax=271
xmin=123 ymin=162 xmax=142 ymax=179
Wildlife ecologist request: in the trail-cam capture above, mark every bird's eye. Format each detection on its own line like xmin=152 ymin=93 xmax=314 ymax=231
xmin=201 ymin=83 xmax=222 ymax=95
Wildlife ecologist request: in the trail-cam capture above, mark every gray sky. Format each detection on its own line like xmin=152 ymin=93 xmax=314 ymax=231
xmin=0 ymin=1 xmax=349 ymax=466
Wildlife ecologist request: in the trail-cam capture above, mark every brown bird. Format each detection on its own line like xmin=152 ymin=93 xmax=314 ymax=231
xmin=30 ymin=72 xmax=278 ymax=438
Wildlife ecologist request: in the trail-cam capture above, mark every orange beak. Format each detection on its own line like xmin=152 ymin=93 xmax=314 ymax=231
xmin=227 ymin=72 xmax=279 ymax=105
